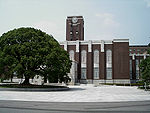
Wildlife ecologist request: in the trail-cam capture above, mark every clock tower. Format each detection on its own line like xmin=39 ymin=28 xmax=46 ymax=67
xmin=66 ymin=16 xmax=84 ymax=41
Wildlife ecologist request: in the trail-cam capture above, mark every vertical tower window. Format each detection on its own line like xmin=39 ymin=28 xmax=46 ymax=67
xmin=106 ymin=50 xmax=112 ymax=67
xmin=81 ymin=50 xmax=86 ymax=64
xmin=81 ymin=50 xmax=87 ymax=79
xmin=130 ymin=59 xmax=132 ymax=79
xmin=81 ymin=68 xmax=86 ymax=79
xmin=106 ymin=49 xmax=112 ymax=79
xmin=94 ymin=68 xmax=99 ymax=79
xmin=136 ymin=59 xmax=139 ymax=79
xmin=94 ymin=50 xmax=99 ymax=64
xmin=69 ymin=50 xmax=74 ymax=61
xmin=93 ymin=50 xmax=99 ymax=79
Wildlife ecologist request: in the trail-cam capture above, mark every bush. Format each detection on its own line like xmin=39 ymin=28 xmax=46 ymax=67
xmin=100 ymin=83 xmax=144 ymax=86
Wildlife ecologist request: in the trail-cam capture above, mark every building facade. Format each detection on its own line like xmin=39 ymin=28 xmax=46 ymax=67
xmin=60 ymin=16 xmax=150 ymax=84
xmin=60 ymin=16 xmax=136 ymax=84
xmin=129 ymin=45 xmax=150 ymax=83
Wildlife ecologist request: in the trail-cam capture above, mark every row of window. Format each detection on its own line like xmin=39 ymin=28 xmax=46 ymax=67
xmin=81 ymin=67 xmax=99 ymax=79
xmin=129 ymin=49 xmax=147 ymax=52
xmin=70 ymin=31 xmax=78 ymax=34
xmin=130 ymin=59 xmax=142 ymax=80
xmin=81 ymin=68 xmax=112 ymax=80
xmin=70 ymin=49 xmax=145 ymax=80
xmin=69 ymin=50 xmax=112 ymax=65
xmin=69 ymin=49 xmax=112 ymax=80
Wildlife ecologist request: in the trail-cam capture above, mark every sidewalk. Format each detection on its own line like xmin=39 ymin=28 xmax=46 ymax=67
xmin=0 ymin=85 xmax=150 ymax=102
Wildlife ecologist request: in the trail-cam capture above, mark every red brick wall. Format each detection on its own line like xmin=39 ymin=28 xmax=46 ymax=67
xmin=113 ymin=42 xmax=130 ymax=79
xmin=66 ymin=16 xmax=84 ymax=41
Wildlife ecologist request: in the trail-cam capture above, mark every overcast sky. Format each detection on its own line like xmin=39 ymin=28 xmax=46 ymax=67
xmin=0 ymin=0 xmax=150 ymax=45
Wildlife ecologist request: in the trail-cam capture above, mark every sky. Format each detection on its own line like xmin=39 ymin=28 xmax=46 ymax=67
xmin=0 ymin=0 xmax=150 ymax=45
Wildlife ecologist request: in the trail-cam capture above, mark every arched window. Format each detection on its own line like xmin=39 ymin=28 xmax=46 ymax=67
xmin=81 ymin=50 xmax=87 ymax=79
xmin=81 ymin=50 xmax=86 ymax=64
xmin=106 ymin=49 xmax=112 ymax=79
xmin=94 ymin=50 xmax=99 ymax=64
xmin=69 ymin=50 xmax=74 ymax=61
xmin=93 ymin=50 xmax=99 ymax=79
xmin=106 ymin=49 xmax=112 ymax=67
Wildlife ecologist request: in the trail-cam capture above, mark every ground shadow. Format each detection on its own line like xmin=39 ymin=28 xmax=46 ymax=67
xmin=68 ymin=87 xmax=86 ymax=91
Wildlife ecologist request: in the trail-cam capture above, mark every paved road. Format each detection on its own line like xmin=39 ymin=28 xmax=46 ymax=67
xmin=1 ymin=85 xmax=150 ymax=102
xmin=0 ymin=100 xmax=150 ymax=113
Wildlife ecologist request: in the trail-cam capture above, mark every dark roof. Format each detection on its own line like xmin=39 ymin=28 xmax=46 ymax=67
xmin=129 ymin=45 xmax=148 ymax=47
xmin=67 ymin=16 xmax=83 ymax=18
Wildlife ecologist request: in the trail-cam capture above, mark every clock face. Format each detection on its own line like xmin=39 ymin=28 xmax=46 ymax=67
xmin=72 ymin=17 xmax=78 ymax=23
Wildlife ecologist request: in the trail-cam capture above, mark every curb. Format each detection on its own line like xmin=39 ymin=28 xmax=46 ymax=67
xmin=0 ymin=87 xmax=70 ymax=92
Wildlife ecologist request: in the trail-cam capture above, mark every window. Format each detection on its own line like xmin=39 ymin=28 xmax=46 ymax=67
xmin=106 ymin=68 xmax=112 ymax=79
xmin=130 ymin=60 xmax=132 ymax=79
xmin=136 ymin=59 xmax=139 ymax=70
xmin=94 ymin=50 xmax=99 ymax=64
xmin=136 ymin=59 xmax=139 ymax=79
xmin=137 ymin=49 xmax=140 ymax=51
xmin=106 ymin=50 xmax=112 ymax=79
xmin=94 ymin=68 xmax=99 ymax=79
xmin=81 ymin=68 xmax=86 ymax=79
xmin=106 ymin=50 xmax=112 ymax=68
xmin=129 ymin=49 xmax=132 ymax=52
xmin=93 ymin=50 xmax=99 ymax=79
xmin=81 ymin=50 xmax=86 ymax=64
xmin=69 ymin=50 xmax=74 ymax=61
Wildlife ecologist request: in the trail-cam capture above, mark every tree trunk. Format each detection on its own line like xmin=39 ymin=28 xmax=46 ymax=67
xmin=11 ymin=77 xmax=13 ymax=83
xmin=22 ymin=76 xmax=30 ymax=85
xmin=44 ymin=76 xmax=47 ymax=83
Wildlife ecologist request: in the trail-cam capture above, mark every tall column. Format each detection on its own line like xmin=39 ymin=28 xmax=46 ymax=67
xmin=64 ymin=41 xmax=68 ymax=51
xmin=75 ymin=41 xmax=81 ymax=81
xmin=100 ymin=40 xmax=105 ymax=79
xmin=87 ymin=41 xmax=93 ymax=80
xmin=132 ymin=54 xmax=136 ymax=80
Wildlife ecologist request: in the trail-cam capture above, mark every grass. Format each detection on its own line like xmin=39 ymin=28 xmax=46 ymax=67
xmin=0 ymin=84 xmax=67 ymax=88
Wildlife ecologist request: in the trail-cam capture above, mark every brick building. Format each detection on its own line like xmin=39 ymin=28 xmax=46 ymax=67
xmin=129 ymin=45 xmax=150 ymax=83
xmin=60 ymin=16 xmax=150 ymax=84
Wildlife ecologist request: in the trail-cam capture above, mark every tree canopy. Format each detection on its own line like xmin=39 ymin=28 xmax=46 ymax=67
xmin=0 ymin=27 xmax=71 ymax=84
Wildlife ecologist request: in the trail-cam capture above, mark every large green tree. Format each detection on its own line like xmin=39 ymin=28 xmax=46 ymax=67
xmin=139 ymin=48 xmax=150 ymax=83
xmin=0 ymin=27 xmax=71 ymax=84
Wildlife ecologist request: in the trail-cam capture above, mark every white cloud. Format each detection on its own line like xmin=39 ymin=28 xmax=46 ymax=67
xmin=32 ymin=20 xmax=65 ymax=41
xmin=95 ymin=13 xmax=120 ymax=28
xmin=144 ymin=0 xmax=150 ymax=7
xmin=85 ymin=12 xmax=120 ymax=40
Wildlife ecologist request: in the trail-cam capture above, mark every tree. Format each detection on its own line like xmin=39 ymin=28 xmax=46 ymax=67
xmin=139 ymin=48 xmax=150 ymax=83
xmin=148 ymin=43 xmax=150 ymax=47
xmin=0 ymin=27 xmax=72 ymax=85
